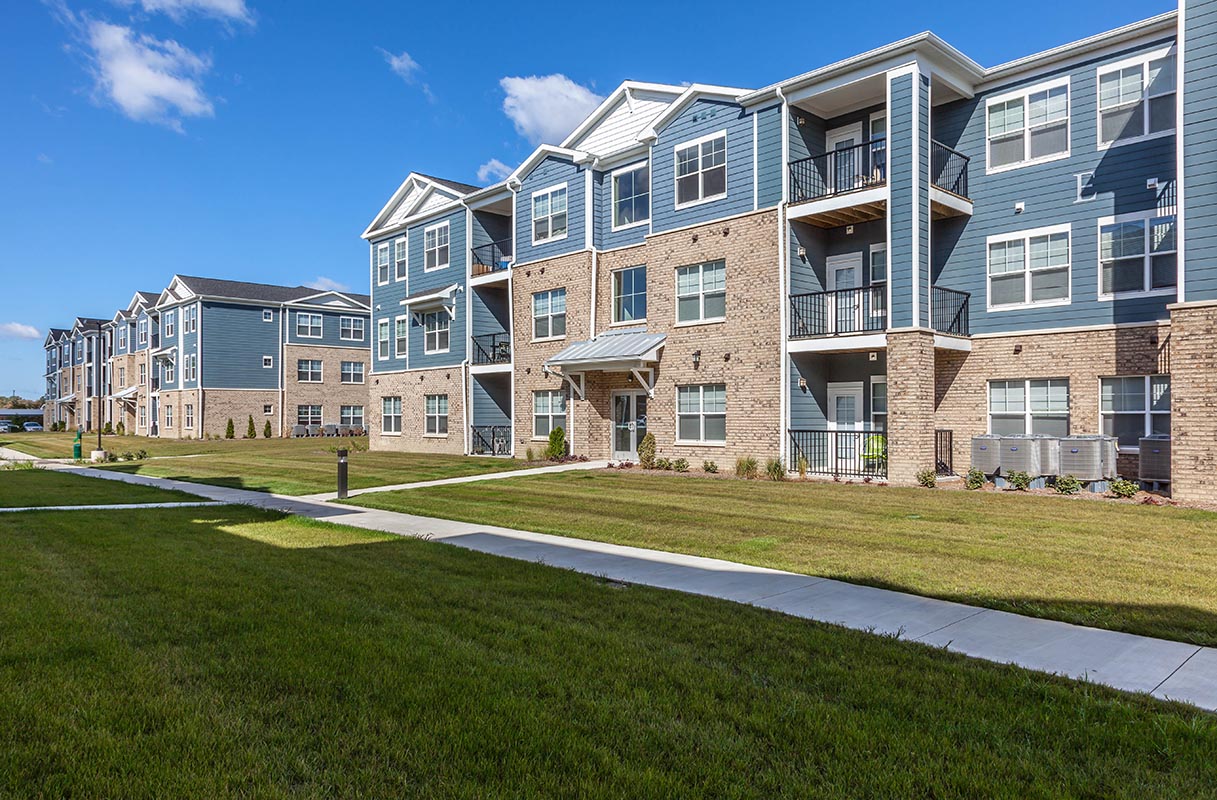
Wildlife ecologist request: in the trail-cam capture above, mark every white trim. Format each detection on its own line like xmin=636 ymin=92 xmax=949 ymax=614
xmin=584 ymin=167 xmax=594 ymax=249
xmin=422 ymin=310 xmax=451 ymax=355
xmin=339 ymin=316 xmax=366 ymax=342
xmin=984 ymin=76 xmax=1072 ymax=174
xmin=1177 ymin=0 xmax=1187 ymax=303
xmin=295 ymin=311 xmax=323 ymax=339
xmin=393 ymin=314 xmax=409 ymax=360
xmin=985 ymin=222 xmax=1074 ymax=311
xmin=610 ymin=264 xmax=648 ymax=326
xmin=530 ymin=182 xmax=570 ymax=246
xmin=262 ymin=355 xmax=274 ymax=369
xmin=752 ymin=111 xmax=759 ymax=210
xmin=376 ymin=318 xmax=392 ymax=362
xmin=827 ymin=381 xmax=865 ymax=432
xmin=609 ymin=160 xmax=651 ymax=232
xmin=1095 ymin=44 xmax=1177 ymax=151
xmin=375 ymin=242 xmax=391 ymax=286
xmin=672 ymin=129 xmax=728 ymax=210
xmin=1095 ymin=209 xmax=1178 ymax=300
xmin=1098 ymin=374 xmax=1171 ymax=452
xmin=295 ymin=357 xmax=323 ymax=384
xmin=423 ymin=220 xmax=451 ymax=272
xmin=393 ymin=236 xmax=408 ymax=282
xmin=911 ymin=66 xmax=921 ymax=329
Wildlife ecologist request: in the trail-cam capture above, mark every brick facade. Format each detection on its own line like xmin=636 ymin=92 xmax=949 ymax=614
xmin=284 ymin=343 xmax=370 ymax=432
xmin=1167 ymin=303 xmax=1217 ymax=503
xmin=200 ymin=389 xmax=282 ymax=439
xmin=887 ymin=330 xmax=938 ymax=483
xmin=369 ymin=365 xmax=467 ymax=454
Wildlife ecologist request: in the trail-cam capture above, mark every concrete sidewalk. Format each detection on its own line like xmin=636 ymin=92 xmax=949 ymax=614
xmin=43 ymin=462 xmax=1217 ymax=712
xmin=295 ymin=458 xmax=611 ymax=501
xmin=0 ymin=501 xmax=225 ymax=513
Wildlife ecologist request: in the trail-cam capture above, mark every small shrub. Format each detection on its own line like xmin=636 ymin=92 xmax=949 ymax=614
xmin=964 ymin=468 xmax=986 ymax=490
xmin=654 ymin=457 xmax=672 ymax=471
xmin=765 ymin=458 xmax=787 ymax=481
xmin=916 ymin=469 xmax=937 ymax=488
xmin=672 ymin=458 xmax=690 ymax=473
xmin=246 ymin=415 xmax=257 ymax=439
xmin=1006 ymin=470 xmax=1031 ymax=491
xmin=525 ymin=447 xmax=535 ymax=462
xmin=1 ymin=461 xmax=40 ymax=471
xmin=1110 ymin=477 xmax=1139 ymax=499
xmin=101 ymin=422 xmax=114 ymax=435
xmin=613 ymin=460 xmax=635 ymax=469
xmin=263 ymin=420 xmax=273 ymax=438
xmin=1054 ymin=474 xmax=1082 ymax=495
xmin=796 ymin=455 xmax=809 ymax=480
xmin=545 ymin=427 xmax=567 ymax=460
xmin=735 ymin=456 xmax=759 ymax=479
xmin=637 ymin=432 xmax=656 ymax=470
xmin=702 ymin=460 xmax=718 ymax=474
xmin=120 ymin=451 xmax=135 ymax=461
xmin=115 ymin=421 xmax=125 ymax=436
xmin=225 ymin=419 xmax=235 ymax=439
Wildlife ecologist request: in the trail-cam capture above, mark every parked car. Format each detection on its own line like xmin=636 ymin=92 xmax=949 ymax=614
xmin=22 ymin=422 xmax=43 ymax=432
xmin=0 ymin=422 xmax=14 ymax=433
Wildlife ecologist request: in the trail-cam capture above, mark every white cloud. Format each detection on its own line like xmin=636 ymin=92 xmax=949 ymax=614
xmin=305 ymin=276 xmax=350 ymax=293
xmin=86 ymin=20 xmax=214 ymax=131
xmin=499 ymin=74 xmax=603 ymax=146
xmin=0 ymin=323 xmax=42 ymax=341
xmin=37 ymin=153 xmax=53 ymax=164
xmin=378 ymin=47 xmax=434 ymax=102
xmin=114 ymin=0 xmax=253 ymax=24
xmin=477 ymin=158 xmax=512 ymax=183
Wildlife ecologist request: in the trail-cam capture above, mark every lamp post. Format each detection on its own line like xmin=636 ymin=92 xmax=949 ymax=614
xmin=336 ymin=449 xmax=348 ymax=499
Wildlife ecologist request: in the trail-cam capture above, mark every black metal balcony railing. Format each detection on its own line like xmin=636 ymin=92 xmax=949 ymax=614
xmin=789 ymin=429 xmax=888 ymax=479
xmin=932 ymin=286 xmax=970 ymax=337
xmin=471 ymin=333 xmax=511 ymax=365
xmin=471 ymin=425 xmax=511 ymax=456
xmin=931 ymin=140 xmax=970 ymax=199
xmin=790 ymin=286 xmax=887 ymax=339
xmin=935 ymin=429 xmax=954 ymax=476
xmin=471 ymin=239 xmax=512 ymax=275
xmin=789 ymin=139 xmax=887 ymax=205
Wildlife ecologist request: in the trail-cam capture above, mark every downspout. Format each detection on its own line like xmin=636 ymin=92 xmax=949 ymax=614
xmin=507 ymin=178 xmax=521 ymax=457
xmin=777 ymin=86 xmax=791 ymax=470
xmin=279 ymin=304 xmax=286 ymax=437
xmin=461 ymin=199 xmax=474 ymax=455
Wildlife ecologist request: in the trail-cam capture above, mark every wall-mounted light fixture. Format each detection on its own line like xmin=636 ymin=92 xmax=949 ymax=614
xmin=1015 ymin=201 xmax=1025 ymax=214
xmin=797 ymin=245 xmax=807 ymax=259
xmin=798 ymin=377 xmax=808 ymax=390
xmin=692 ymin=350 xmax=702 ymax=368
xmin=1013 ymin=344 xmax=1023 ymax=354
xmin=846 ymin=225 xmax=855 ymax=235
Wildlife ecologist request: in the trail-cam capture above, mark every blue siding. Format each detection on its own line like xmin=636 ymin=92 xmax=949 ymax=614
xmin=790 ymin=219 xmax=886 ymax=296
xmin=888 ymin=72 xmax=916 ymax=328
xmin=470 ymin=209 xmax=511 ymax=252
xmin=789 ymin=352 xmax=886 ymax=429
xmin=471 ymin=374 xmax=511 ymax=427
xmin=285 ymin=305 xmax=370 ymax=348
xmin=597 ymin=160 xmax=650 ymax=251
xmin=756 ymin=103 xmax=783 ymax=208
xmin=516 ymin=155 xmax=587 ymax=264
xmin=200 ymin=301 xmax=281 ymax=389
xmin=471 ymin=284 xmax=509 ymax=339
xmin=407 ymin=206 xmax=466 ymax=369
xmin=1185 ymin=1 xmax=1217 ymax=300
xmin=369 ymin=233 xmax=408 ymax=374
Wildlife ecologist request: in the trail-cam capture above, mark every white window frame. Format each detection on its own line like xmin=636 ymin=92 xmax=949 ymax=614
xmin=340 ymin=360 xmax=365 ymax=384
xmin=377 ymin=320 xmax=391 ymax=360
xmin=532 ymin=389 xmax=566 ymax=440
xmin=297 ymin=405 xmax=323 ymax=427
xmin=263 ymin=404 xmax=274 ymax=416
xmin=139 ymin=363 xmax=146 ymax=385
xmin=424 ymin=221 xmax=450 ymax=271
xmin=1096 ymin=47 xmax=1177 ymax=150
xmin=531 ymin=183 xmax=569 ymax=245
xmin=531 ymin=288 xmax=567 ymax=341
xmin=340 ymin=404 xmax=365 ymax=428
xmin=297 ymin=359 xmax=323 ymax=383
xmin=394 ymin=315 xmax=409 ymax=358
xmin=185 ymin=353 xmax=197 ymax=382
xmin=611 ymin=265 xmax=647 ymax=325
xmin=184 ymin=403 xmax=194 ymax=430
xmin=394 ymin=236 xmax=408 ymax=281
xmin=263 ymin=309 xmax=274 ymax=323
xmin=611 ymin=161 xmax=650 ymax=231
xmin=296 ymin=312 xmax=323 ymax=339
xmin=138 ymin=404 xmax=147 ymax=428
xmin=164 ymin=404 xmax=173 ymax=428
xmin=675 ymin=383 xmax=727 ymax=445
xmin=164 ymin=362 xmax=175 ymax=384
xmin=381 ymin=396 xmax=402 ymax=435
xmin=870 ymin=376 xmax=888 ymax=432
xmin=185 ymin=304 xmax=197 ymax=333
xmin=984 ymin=77 xmax=1071 ymax=173
xmin=987 ymin=379 xmax=1071 ymax=436
xmin=1096 ymin=210 xmax=1178 ymax=300
xmin=424 ymin=394 xmax=449 ymax=436
xmin=1100 ymin=375 xmax=1170 ymax=452
xmin=675 ymin=260 xmax=727 ymax=326
xmin=423 ymin=311 xmax=450 ymax=354
xmin=164 ymin=311 xmax=175 ymax=338
xmin=674 ymin=130 xmax=728 ymax=210
xmin=118 ymin=326 xmax=127 ymax=349
xmin=340 ymin=316 xmax=365 ymax=341
xmin=985 ymin=223 xmax=1072 ymax=311
xmin=137 ymin=319 xmax=148 ymax=345
xmin=376 ymin=243 xmax=391 ymax=285
xmin=262 ymin=355 xmax=274 ymax=369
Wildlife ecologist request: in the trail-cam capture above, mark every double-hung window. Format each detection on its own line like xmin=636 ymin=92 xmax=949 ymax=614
xmin=677 ymin=384 xmax=726 ymax=443
xmin=987 ymin=225 xmax=1071 ymax=309
xmin=394 ymin=237 xmax=408 ymax=280
xmin=1101 ymin=376 xmax=1171 ymax=449
xmin=532 ymin=185 xmax=568 ymax=244
xmin=612 ymin=266 xmax=647 ymax=324
xmin=424 ymin=222 xmax=449 ymax=270
xmin=340 ymin=316 xmax=365 ymax=341
xmin=164 ymin=362 xmax=174 ymax=384
xmin=676 ymin=260 xmax=726 ymax=324
xmin=1098 ymin=51 xmax=1175 ymax=146
xmin=612 ymin=162 xmax=650 ymax=229
xmin=675 ymin=132 xmax=727 ymax=207
xmin=423 ymin=312 xmax=450 ymax=353
xmin=137 ymin=319 xmax=148 ymax=345
xmin=377 ymin=320 xmax=390 ymax=359
xmin=185 ymin=354 xmax=197 ymax=382
xmin=184 ymin=404 xmax=194 ymax=429
xmin=1098 ymin=212 xmax=1177 ymax=297
xmin=340 ymin=361 xmax=364 ymax=384
xmin=139 ymin=363 xmax=146 ymax=385
xmin=988 ymin=379 xmax=1070 ymax=436
xmin=424 ymin=394 xmax=448 ymax=435
xmin=138 ymin=405 xmax=147 ymax=428
xmin=297 ymin=359 xmax=322 ymax=383
xmin=395 ymin=316 xmax=409 ymax=357
xmin=871 ymin=378 xmax=888 ymax=433
xmin=381 ymin=397 xmax=402 ymax=434
xmin=297 ymin=312 xmax=322 ymax=338
xmin=118 ymin=326 xmax=127 ymax=349
xmin=164 ymin=311 xmax=175 ymax=338
xmin=164 ymin=405 xmax=173 ymax=428
xmin=341 ymin=405 xmax=365 ymax=428
xmin=533 ymin=390 xmax=566 ymax=438
xmin=184 ymin=305 xmax=197 ymax=333
xmin=297 ymin=405 xmax=322 ymax=426
xmin=986 ymin=80 xmax=1069 ymax=170
xmin=376 ymin=243 xmax=390 ymax=284
xmin=532 ymin=289 xmax=566 ymax=339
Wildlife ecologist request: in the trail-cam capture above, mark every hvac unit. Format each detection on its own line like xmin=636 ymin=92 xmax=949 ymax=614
xmin=1059 ymin=436 xmax=1107 ymax=482
xmin=999 ymin=435 xmax=1043 ymax=477
xmin=971 ymin=434 xmax=1002 ymax=474
xmin=1032 ymin=435 xmax=1061 ymax=476
xmin=1101 ymin=436 xmax=1119 ymax=479
xmin=1139 ymin=435 xmax=1171 ymax=482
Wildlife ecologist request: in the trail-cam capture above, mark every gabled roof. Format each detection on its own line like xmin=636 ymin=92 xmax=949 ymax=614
xmin=289 ymin=289 xmax=372 ymax=309
xmin=413 ymin=173 xmax=480 ymax=195
xmin=546 ymin=327 xmax=667 ymax=369
xmin=44 ymin=328 xmax=68 ymax=347
xmin=640 ymin=83 xmax=754 ymax=141
xmin=561 ymin=81 xmax=685 ymax=157
xmin=363 ymin=172 xmax=476 ymax=240
xmin=70 ymin=318 xmax=106 ymax=336
xmin=173 ymin=274 xmax=316 ymax=303
xmin=507 ymin=145 xmax=590 ymax=185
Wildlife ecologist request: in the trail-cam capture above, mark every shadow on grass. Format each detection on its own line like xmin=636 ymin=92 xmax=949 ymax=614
xmin=101 ymin=464 xmax=275 ymax=494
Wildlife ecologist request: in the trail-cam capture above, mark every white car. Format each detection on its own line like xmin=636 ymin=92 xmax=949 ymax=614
xmin=22 ymin=422 xmax=43 ymax=432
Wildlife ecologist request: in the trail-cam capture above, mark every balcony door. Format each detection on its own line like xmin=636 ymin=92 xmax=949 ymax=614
xmin=825 ymin=123 xmax=863 ymax=195
xmin=827 ymin=381 xmax=865 ymax=474
xmin=826 ymin=252 xmax=863 ymax=334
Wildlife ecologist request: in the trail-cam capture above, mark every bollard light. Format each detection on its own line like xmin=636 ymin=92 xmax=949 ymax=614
xmin=336 ymin=448 xmax=349 ymax=499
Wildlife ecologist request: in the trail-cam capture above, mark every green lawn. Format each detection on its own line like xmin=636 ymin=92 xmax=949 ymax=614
xmin=0 ymin=469 xmax=201 ymax=507
xmin=0 ymin=431 xmax=265 ymax=459
xmin=1 ymin=505 xmax=1214 ymax=796
xmin=345 ymin=471 xmax=1217 ymax=647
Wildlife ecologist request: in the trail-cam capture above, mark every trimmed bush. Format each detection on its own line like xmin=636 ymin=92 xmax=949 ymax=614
xmin=101 ymin=422 xmax=114 ymax=435
xmin=246 ymin=415 xmax=257 ymax=440
xmin=225 ymin=419 xmax=235 ymax=439
xmin=525 ymin=447 xmax=535 ymax=462
xmin=654 ymin=457 xmax=672 ymax=471
xmin=702 ymin=460 xmax=718 ymax=474
xmin=545 ymin=427 xmax=567 ymax=460
xmin=263 ymin=420 xmax=273 ymax=438
xmin=916 ymin=469 xmax=937 ymax=488
xmin=1110 ymin=477 xmax=1139 ymax=498
xmin=1006 ymin=471 xmax=1032 ymax=491
xmin=735 ymin=456 xmax=759 ymax=479
xmin=1054 ymin=475 xmax=1082 ymax=495
xmin=765 ymin=458 xmax=787 ymax=481
xmin=115 ymin=421 xmax=125 ymax=436
xmin=964 ymin=468 xmax=986 ymax=490
xmin=637 ymin=432 xmax=656 ymax=470
xmin=672 ymin=458 xmax=690 ymax=473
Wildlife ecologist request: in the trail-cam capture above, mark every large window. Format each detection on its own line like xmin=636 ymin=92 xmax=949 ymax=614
xmin=164 ymin=311 xmax=175 ymax=338
xmin=1101 ymin=376 xmax=1170 ymax=449
xmin=184 ymin=304 xmax=197 ymax=333
xmin=377 ymin=320 xmax=390 ymax=359
xmin=1098 ymin=212 xmax=1177 ymax=297
xmin=395 ymin=316 xmax=409 ymax=357
xmin=676 ymin=260 xmax=726 ymax=324
xmin=340 ymin=316 xmax=365 ymax=341
xmin=341 ymin=405 xmax=365 ymax=428
xmin=531 ymin=184 xmax=568 ymax=244
xmin=677 ymin=384 xmax=726 ymax=443
xmin=424 ymin=222 xmax=449 ymax=270
xmin=296 ymin=312 xmax=322 ymax=338
xmin=297 ymin=405 xmax=322 ymax=427
xmin=376 ymin=243 xmax=390 ymax=284
xmin=394 ymin=237 xmax=408 ymax=280
xmin=675 ymin=133 xmax=727 ymax=207
xmin=297 ymin=359 xmax=322 ymax=383
xmin=988 ymin=379 xmax=1070 ymax=436
xmin=340 ymin=361 xmax=364 ymax=384
xmin=185 ymin=353 xmax=197 ymax=382
xmin=987 ymin=80 xmax=1069 ymax=170
xmin=612 ymin=266 xmax=647 ymax=324
xmin=184 ymin=403 xmax=194 ymax=429
xmin=533 ymin=389 xmax=566 ymax=438
xmin=987 ymin=225 xmax=1071 ymax=309
xmin=423 ymin=312 xmax=450 ymax=354
xmin=425 ymin=394 xmax=449 ymax=435
xmin=137 ymin=319 xmax=148 ymax=345
xmin=1098 ymin=52 xmax=1175 ymax=146
xmin=382 ymin=397 xmax=401 ymax=434
xmin=532 ymin=289 xmax=567 ymax=339
xmin=118 ymin=326 xmax=127 ymax=349
xmin=612 ymin=162 xmax=650 ymax=229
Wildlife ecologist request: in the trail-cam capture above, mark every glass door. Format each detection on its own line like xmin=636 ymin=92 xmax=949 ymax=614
xmin=612 ymin=392 xmax=647 ymax=461
xmin=826 ymin=253 xmax=863 ymax=334
xmin=827 ymin=382 xmax=864 ymax=474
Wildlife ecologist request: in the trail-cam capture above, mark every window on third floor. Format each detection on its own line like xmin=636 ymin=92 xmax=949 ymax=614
xmin=532 ymin=184 xmax=568 ymax=245
xmin=675 ymin=132 xmax=726 ymax=208
xmin=986 ymin=78 xmax=1069 ymax=171
xmin=612 ymin=162 xmax=650 ymax=230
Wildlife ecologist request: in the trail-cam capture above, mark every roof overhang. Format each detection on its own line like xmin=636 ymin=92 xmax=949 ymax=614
xmin=507 ymin=145 xmax=592 ymax=187
xmin=639 ymin=84 xmax=753 ymax=141
xmin=111 ymin=385 xmax=139 ymax=401
xmin=400 ymin=283 xmax=461 ymax=317
xmin=363 ymin=173 xmax=469 ymax=240
xmin=544 ymin=329 xmax=667 ymax=372
xmin=560 ymin=80 xmax=685 ymax=150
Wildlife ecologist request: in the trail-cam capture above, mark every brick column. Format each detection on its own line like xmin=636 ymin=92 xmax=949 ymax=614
xmin=1168 ymin=302 xmax=1217 ymax=503
xmin=886 ymin=330 xmax=937 ymax=484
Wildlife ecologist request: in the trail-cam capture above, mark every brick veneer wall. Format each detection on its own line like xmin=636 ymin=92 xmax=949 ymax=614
xmin=1167 ymin=303 xmax=1217 ymax=503
xmin=368 ymin=365 xmax=467 ymax=454
xmin=156 ymin=389 xmax=200 ymax=439
xmin=201 ymin=389 xmax=282 ymax=439
xmin=284 ymin=344 xmax=371 ymax=429
xmin=887 ymin=330 xmax=938 ymax=483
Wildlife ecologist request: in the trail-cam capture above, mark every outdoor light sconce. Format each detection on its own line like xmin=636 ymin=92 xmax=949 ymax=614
xmin=798 ymin=377 xmax=808 ymax=391
xmin=691 ymin=233 xmax=699 ymax=243
xmin=722 ymin=226 xmax=730 ymax=236
xmin=723 ymin=352 xmax=731 ymax=362
xmin=1014 ymin=344 xmax=1023 ymax=354
xmin=692 ymin=350 xmax=702 ymax=368
xmin=796 ymin=115 xmax=806 ymax=126
xmin=797 ymin=245 xmax=807 ymax=259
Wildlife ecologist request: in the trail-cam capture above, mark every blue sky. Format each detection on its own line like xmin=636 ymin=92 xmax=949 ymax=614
xmin=0 ymin=0 xmax=1174 ymax=397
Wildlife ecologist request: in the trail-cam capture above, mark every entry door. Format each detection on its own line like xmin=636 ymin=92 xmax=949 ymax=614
xmin=612 ymin=391 xmax=648 ymax=461
xmin=826 ymin=252 xmax=864 ymax=334
xmin=827 ymin=382 xmax=864 ymax=473
xmin=825 ymin=124 xmax=862 ymax=194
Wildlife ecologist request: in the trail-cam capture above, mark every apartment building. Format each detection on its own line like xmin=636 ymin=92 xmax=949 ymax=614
xmin=363 ymin=1 xmax=1217 ymax=503
xmin=44 ymin=318 xmax=108 ymax=431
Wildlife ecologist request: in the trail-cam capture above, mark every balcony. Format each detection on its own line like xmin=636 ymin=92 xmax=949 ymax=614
xmin=788 ymin=429 xmax=887 ymax=479
xmin=790 ymin=286 xmax=887 ymax=340
xmin=932 ymin=286 xmax=970 ymax=337
xmin=930 ymin=141 xmax=969 ymax=200
xmin=471 ymin=333 xmax=511 ymax=366
xmin=471 ymin=425 xmax=511 ymax=456
xmin=789 ymin=140 xmax=887 ymax=226
xmin=470 ymin=239 xmax=512 ymax=277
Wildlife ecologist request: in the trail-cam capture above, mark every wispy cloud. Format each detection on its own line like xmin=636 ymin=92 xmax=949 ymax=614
xmin=113 ymin=0 xmax=254 ymax=24
xmin=37 ymin=153 xmax=54 ymax=165
xmin=305 ymin=276 xmax=350 ymax=293
xmin=33 ymin=94 xmax=68 ymax=117
xmin=476 ymin=158 xmax=512 ymax=183
xmin=0 ymin=323 xmax=42 ymax=341
xmin=377 ymin=47 xmax=434 ymax=102
xmin=499 ymin=74 xmax=603 ymax=146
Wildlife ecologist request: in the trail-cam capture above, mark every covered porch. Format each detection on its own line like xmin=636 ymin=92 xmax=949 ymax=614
xmin=789 ymin=350 xmax=888 ymax=479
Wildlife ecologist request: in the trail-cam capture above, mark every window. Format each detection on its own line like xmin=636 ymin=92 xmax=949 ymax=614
xmin=164 ymin=311 xmax=175 ymax=337
xmin=423 ymin=312 xmax=450 ymax=353
xmin=263 ymin=309 xmax=274 ymax=323
xmin=118 ymin=326 xmax=127 ymax=349
xmin=341 ymin=361 xmax=364 ymax=384
xmin=297 ymin=405 xmax=322 ymax=427
xmin=986 ymin=79 xmax=1069 ymax=170
xmin=164 ymin=362 xmax=175 ymax=384
xmin=297 ymin=359 xmax=322 ymax=383
xmin=533 ymin=389 xmax=566 ymax=438
xmin=871 ymin=378 xmax=888 ymax=433
xmin=263 ymin=404 xmax=273 ymax=416
xmin=184 ymin=354 xmax=197 ymax=382
xmin=1098 ymin=52 xmax=1175 ymax=146
xmin=139 ymin=363 xmax=146 ymax=385
xmin=296 ymin=312 xmax=322 ymax=338
xmin=612 ymin=266 xmax=647 ymax=323
xmin=1101 ymin=376 xmax=1170 ymax=449
xmin=263 ymin=355 xmax=274 ymax=369
xmin=394 ymin=316 xmax=409 ymax=357
xmin=870 ymin=244 xmax=887 ymax=285
xmin=164 ymin=405 xmax=173 ymax=428
xmin=341 ymin=405 xmax=365 ymax=428
xmin=394 ymin=237 xmax=408 ymax=280
xmin=118 ymin=366 xmax=126 ymax=387
xmin=1099 ymin=212 xmax=1177 ymax=297
xmin=376 ymin=243 xmax=390 ymax=284
xmin=532 ymin=289 xmax=567 ymax=339
xmin=987 ymin=225 xmax=1071 ymax=309
xmin=138 ymin=405 xmax=146 ymax=428
xmin=184 ymin=403 xmax=194 ymax=429
xmin=184 ymin=305 xmax=197 ymax=333
xmin=425 ymin=394 xmax=449 ymax=435
xmin=382 ymin=397 xmax=402 ymax=434
xmin=675 ymin=132 xmax=727 ymax=207
xmin=137 ymin=319 xmax=148 ymax=345
xmin=677 ymin=384 xmax=727 ymax=443
xmin=424 ymin=222 xmax=450 ymax=270
xmin=377 ymin=320 xmax=390 ymax=359
xmin=989 ymin=379 xmax=1070 ymax=436
xmin=340 ymin=316 xmax=365 ymax=341
xmin=676 ymin=260 xmax=726 ymax=323
xmin=531 ymin=184 xmax=568 ymax=244
xmin=612 ymin=162 xmax=650 ymax=229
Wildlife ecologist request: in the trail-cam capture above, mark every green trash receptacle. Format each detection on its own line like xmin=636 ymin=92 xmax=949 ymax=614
xmin=73 ymin=430 xmax=82 ymax=461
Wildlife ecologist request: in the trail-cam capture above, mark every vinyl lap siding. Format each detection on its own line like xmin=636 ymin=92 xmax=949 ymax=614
xmin=597 ymin=159 xmax=650 ymax=251
xmin=1184 ymin=4 xmax=1217 ymax=300
xmin=755 ymin=103 xmax=783 ymax=208
xmin=888 ymin=72 xmax=915 ymax=328
xmin=516 ymin=156 xmax=586 ymax=264
xmin=200 ymin=301 xmax=281 ymax=389
xmin=408 ymin=206 xmax=467 ymax=370
xmin=471 ymin=375 xmax=511 ymax=427
xmin=285 ymin=306 xmax=370 ymax=348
